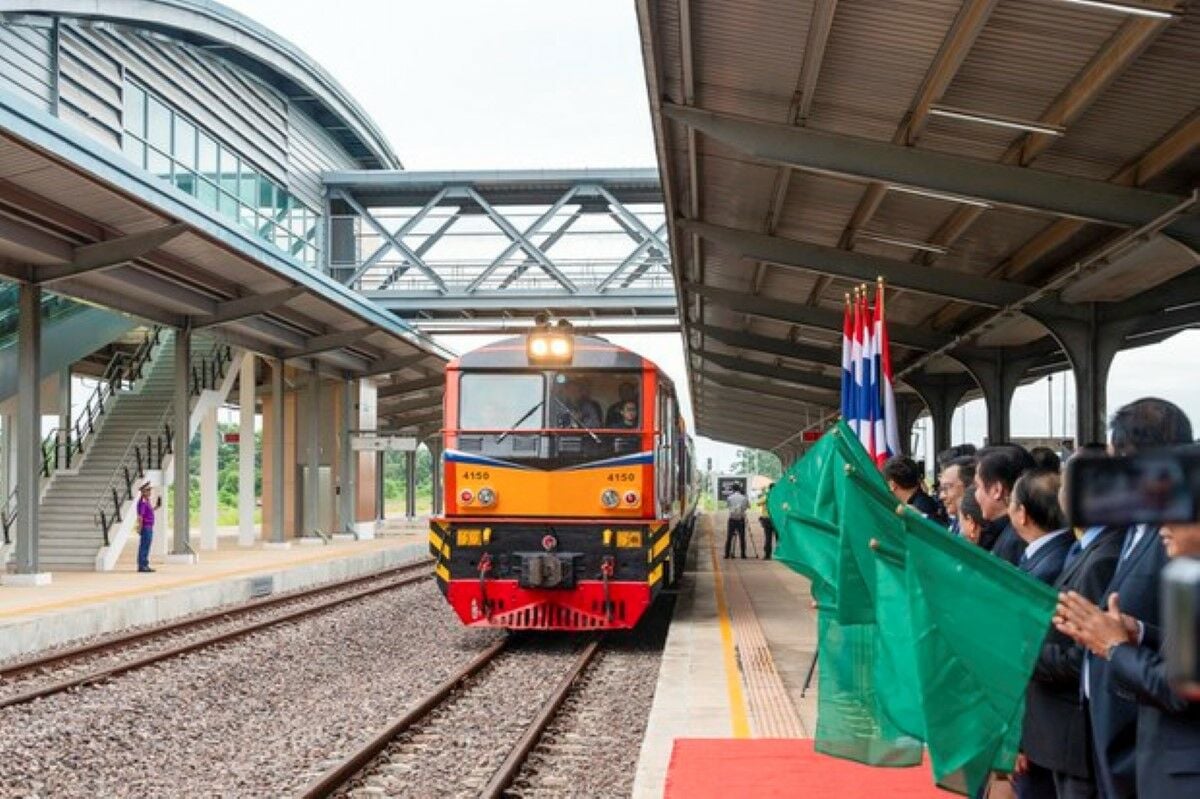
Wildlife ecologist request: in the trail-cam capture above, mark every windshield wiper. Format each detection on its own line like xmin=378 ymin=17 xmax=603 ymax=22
xmin=496 ymin=400 xmax=543 ymax=443
xmin=551 ymin=397 xmax=601 ymax=443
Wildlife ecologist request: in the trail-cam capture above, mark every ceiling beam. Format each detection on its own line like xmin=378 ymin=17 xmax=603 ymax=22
xmin=386 ymin=410 xmax=443 ymax=429
xmin=699 ymin=350 xmax=841 ymax=394
xmin=698 ymin=391 xmax=818 ymax=423
xmin=699 ymin=370 xmax=840 ymax=408
xmin=358 ymin=352 xmax=431 ymax=378
xmin=681 ymin=218 xmax=1037 ymax=307
xmin=36 ymin=223 xmax=189 ymax=284
xmin=377 ymin=375 xmax=444 ymax=398
xmin=282 ymin=327 xmax=376 ymax=360
xmin=192 ymin=287 xmax=306 ymax=329
xmin=693 ymin=323 xmax=839 ymax=367
xmin=662 ymin=104 xmax=1200 ymax=251
xmin=687 ymin=281 xmax=954 ymax=351
xmin=377 ymin=394 xmax=444 ymax=417
xmin=0 ymin=213 xmax=73 ymax=265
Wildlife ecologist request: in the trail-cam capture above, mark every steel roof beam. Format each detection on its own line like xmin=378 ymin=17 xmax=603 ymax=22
xmin=697 ymin=394 xmax=815 ymax=425
xmin=192 ymin=287 xmax=307 ymax=329
xmin=35 ymin=223 xmax=189 ymax=284
xmin=377 ymin=375 xmax=444 ymax=399
xmin=692 ymin=323 xmax=840 ymax=367
xmin=367 ymin=290 xmax=677 ymax=312
xmin=358 ymin=352 xmax=431 ymax=378
xmin=681 ymin=218 xmax=1037 ymax=307
xmin=336 ymin=190 xmax=448 ymax=293
xmin=663 ymin=104 xmax=1200 ymax=251
xmin=697 ymin=370 xmax=836 ymax=407
xmin=698 ymin=350 xmax=841 ymax=394
xmin=687 ymin=281 xmax=953 ymax=351
xmin=282 ymin=327 xmax=377 ymax=360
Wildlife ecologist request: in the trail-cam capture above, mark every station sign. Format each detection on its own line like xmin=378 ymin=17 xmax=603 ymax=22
xmin=350 ymin=435 xmax=418 ymax=452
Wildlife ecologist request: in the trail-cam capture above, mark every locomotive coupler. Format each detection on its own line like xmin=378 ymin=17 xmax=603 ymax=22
xmin=478 ymin=553 xmax=494 ymax=619
xmin=600 ymin=556 xmax=615 ymax=621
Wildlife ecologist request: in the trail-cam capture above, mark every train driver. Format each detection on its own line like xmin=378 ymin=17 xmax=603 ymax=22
xmin=605 ymin=382 xmax=639 ymax=427
xmin=555 ymin=379 xmax=602 ymax=429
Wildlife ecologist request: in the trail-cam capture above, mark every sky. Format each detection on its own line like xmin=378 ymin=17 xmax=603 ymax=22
xmin=221 ymin=0 xmax=1199 ymax=474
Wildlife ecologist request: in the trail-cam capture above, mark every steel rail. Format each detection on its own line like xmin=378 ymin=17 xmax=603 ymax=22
xmin=296 ymin=636 xmax=511 ymax=799
xmin=479 ymin=637 xmax=603 ymax=798
xmin=0 ymin=562 xmax=433 ymax=709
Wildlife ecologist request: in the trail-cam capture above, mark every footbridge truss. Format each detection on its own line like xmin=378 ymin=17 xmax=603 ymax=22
xmin=323 ymin=169 xmax=676 ymax=333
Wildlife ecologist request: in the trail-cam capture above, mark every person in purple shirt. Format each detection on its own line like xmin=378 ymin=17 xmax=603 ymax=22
xmin=136 ymin=482 xmax=159 ymax=573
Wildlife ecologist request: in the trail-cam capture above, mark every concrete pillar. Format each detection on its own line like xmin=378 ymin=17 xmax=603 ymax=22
xmin=237 ymin=354 xmax=256 ymax=547
xmin=266 ymin=357 xmax=287 ymax=548
xmin=896 ymin=395 xmax=926 ymax=457
xmin=5 ymin=283 xmax=49 ymax=584
xmin=199 ymin=406 xmax=218 ymax=550
xmin=338 ymin=378 xmax=355 ymax=536
xmin=429 ymin=439 xmax=443 ymax=516
xmin=405 ymin=449 xmax=416 ymax=520
xmin=375 ymin=450 xmax=385 ymax=521
xmin=304 ymin=367 xmax=320 ymax=537
xmin=169 ymin=325 xmax=193 ymax=561
xmin=959 ymin=351 xmax=1041 ymax=447
xmin=1 ymin=413 xmax=13 ymax=503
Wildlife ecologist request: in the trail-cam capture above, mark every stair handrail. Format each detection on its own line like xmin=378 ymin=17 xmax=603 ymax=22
xmin=190 ymin=338 xmax=234 ymax=395
xmin=91 ymin=404 xmax=174 ymax=547
xmin=39 ymin=326 xmax=164 ymax=480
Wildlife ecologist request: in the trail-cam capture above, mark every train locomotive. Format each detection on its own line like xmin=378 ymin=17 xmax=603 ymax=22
xmin=429 ymin=320 xmax=698 ymax=630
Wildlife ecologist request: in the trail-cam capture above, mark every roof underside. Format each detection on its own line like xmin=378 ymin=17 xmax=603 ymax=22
xmin=638 ymin=0 xmax=1200 ymax=453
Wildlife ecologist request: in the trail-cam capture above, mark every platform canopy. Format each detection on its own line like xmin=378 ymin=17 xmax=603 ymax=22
xmin=637 ymin=0 xmax=1200 ymax=454
xmin=0 ymin=86 xmax=449 ymax=424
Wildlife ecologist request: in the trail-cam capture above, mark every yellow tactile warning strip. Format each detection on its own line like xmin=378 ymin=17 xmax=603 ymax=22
xmin=724 ymin=556 xmax=806 ymax=738
xmin=708 ymin=527 xmax=751 ymax=738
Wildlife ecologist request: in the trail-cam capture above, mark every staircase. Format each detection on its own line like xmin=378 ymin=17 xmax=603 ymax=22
xmin=35 ymin=337 xmax=174 ymax=570
xmin=34 ymin=331 xmax=236 ymax=570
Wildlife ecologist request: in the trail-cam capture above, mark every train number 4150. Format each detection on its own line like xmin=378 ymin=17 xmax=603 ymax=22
xmin=607 ymin=472 xmax=636 ymax=483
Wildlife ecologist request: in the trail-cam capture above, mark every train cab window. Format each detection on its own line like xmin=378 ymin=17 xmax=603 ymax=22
xmin=459 ymin=374 xmax=545 ymax=431
xmin=548 ymin=372 xmax=642 ymax=431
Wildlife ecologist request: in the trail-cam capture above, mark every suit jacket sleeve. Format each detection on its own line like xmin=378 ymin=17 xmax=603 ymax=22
xmin=1107 ymin=643 xmax=1189 ymax=714
xmin=1033 ymin=630 xmax=1082 ymax=684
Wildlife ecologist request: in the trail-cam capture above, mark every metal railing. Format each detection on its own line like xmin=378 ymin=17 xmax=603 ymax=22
xmin=90 ymin=337 xmax=234 ymax=546
xmin=39 ymin=327 xmax=163 ymax=480
xmin=92 ymin=406 xmax=174 ymax=546
xmin=1 ymin=487 xmax=14 ymax=546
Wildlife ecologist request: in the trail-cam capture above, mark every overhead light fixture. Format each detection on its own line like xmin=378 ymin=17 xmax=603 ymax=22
xmin=886 ymin=184 xmax=992 ymax=209
xmin=857 ymin=232 xmax=949 ymax=255
xmin=1050 ymin=0 xmax=1177 ymax=19
xmin=929 ymin=105 xmax=1067 ymax=137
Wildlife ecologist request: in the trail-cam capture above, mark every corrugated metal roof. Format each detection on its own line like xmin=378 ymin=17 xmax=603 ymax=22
xmin=639 ymin=0 xmax=1200 ymax=452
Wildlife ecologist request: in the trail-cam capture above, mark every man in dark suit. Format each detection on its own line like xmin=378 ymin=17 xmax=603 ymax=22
xmin=1056 ymin=518 xmax=1200 ymax=799
xmin=974 ymin=444 xmax=1036 ymax=566
xmin=1008 ymin=469 xmax=1073 ymax=798
xmin=883 ymin=455 xmax=947 ymax=526
xmin=1062 ymin=398 xmax=1193 ymax=798
xmin=938 ymin=456 xmax=976 ymax=538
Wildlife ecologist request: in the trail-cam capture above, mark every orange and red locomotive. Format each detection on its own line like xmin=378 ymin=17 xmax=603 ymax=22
xmin=429 ymin=321 xmax=697 ymax=630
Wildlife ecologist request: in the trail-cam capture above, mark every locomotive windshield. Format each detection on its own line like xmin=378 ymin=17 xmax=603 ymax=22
xmin=459 ymin=373 xmax=545 ymax=430
xmin=456 ymin=370 xmax=644 ymax=463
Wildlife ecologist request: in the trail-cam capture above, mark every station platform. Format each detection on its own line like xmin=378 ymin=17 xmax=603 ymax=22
xmin=0 ymin=518 xmax=430 ymax=663
xmin=634 ymin=513 xmax=948 ymax=799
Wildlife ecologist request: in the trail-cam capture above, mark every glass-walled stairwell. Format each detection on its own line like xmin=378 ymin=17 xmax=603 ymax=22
xmin=120 ymin=80 xmax=320 ymax=268
xmin=0 ymin=284 xmax=87 ymax=350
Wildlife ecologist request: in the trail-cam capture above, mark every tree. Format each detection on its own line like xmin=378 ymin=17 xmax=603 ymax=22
xmin=730 ymin=447 xmax=782 ymax=480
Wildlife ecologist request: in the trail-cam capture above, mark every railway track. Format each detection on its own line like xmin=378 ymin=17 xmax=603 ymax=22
xmin=0 ymin=559 xmax=433 ymax=710
xmin=299 ymin=635 xmax=604 ymax=799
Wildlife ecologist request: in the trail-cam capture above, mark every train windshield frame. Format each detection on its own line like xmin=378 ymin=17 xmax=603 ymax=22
xmin=455 ymin=369 xmax=646 ymax=463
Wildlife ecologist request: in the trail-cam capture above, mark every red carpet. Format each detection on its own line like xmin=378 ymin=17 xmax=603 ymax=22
xmin=665 ymin=739 xmax=953 ymax=798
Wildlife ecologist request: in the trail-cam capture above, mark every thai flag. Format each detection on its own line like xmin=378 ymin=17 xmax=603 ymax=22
xmin=875 ymin=282 xmax=902 ymax=463
xmin=855 ymin=289 xmax=873 ymax=453
xmin=840 ymin=295 xmax=854 ymax=432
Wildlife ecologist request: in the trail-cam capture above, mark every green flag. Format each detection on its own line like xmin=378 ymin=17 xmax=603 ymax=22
xmin=770 ymin=425 xmax=1059 ymax=796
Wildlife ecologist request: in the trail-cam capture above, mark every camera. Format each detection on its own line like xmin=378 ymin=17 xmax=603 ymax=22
xmin=1065 ymin=447 xmax=1200 ymax=700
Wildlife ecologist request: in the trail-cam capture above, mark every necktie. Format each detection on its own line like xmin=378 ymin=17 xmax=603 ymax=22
xmin=1120 ymin=526 xmax=1143 ymax=562
xmin=1063 ymin=540 xmax=1083 ymax=571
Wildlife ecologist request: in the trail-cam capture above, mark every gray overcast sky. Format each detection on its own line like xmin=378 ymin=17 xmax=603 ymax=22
xmin=225 ymin=0 xmax=1199 ymax=472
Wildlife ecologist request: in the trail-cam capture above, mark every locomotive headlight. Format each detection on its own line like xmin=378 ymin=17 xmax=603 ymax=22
xmin=600 ymin=488 xmax=621 ymax=509
xmin=527 ymin=327 xmax=573 ymax=362
xmin=529 ymin=337 xmax=550 ymax=357
xmin=476 ymin=487 xmax=497 ymax=507
xmin=549 ymin=336 xmax=570 ymax=357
